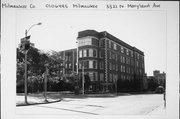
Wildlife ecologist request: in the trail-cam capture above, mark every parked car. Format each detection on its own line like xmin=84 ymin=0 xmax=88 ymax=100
xmin=155 ymin=86 xmax=165 ymax=93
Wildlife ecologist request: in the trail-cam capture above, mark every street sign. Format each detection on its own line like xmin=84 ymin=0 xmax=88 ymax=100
xmin=20 ymin=35 xmax=31 ymax=50
xmin=20 ymin=35 xmax=31 ymax=43
xmin=21 ymin=38 xmax=26 ymax=44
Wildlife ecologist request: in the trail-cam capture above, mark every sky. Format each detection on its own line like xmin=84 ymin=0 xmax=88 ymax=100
xmin=16 ymin=10 xmax=166 ymax=76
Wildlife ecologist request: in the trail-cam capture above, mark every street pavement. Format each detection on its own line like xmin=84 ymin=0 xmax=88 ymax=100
xmin=16 ymin=94 xmax=165 ymax=115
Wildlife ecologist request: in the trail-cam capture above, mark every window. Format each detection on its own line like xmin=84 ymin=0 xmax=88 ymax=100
xmin=123 ymin=66 xmax=125 ymax=73
xmin=93 ymin=49 xmax=97 ymax=57
xmin=60 ymin=63 xmax=63 ymax=66
xmin=93 ymin=61 xmax=97 ymax=69
xmin=109 ymin=40 xmax=111 ymax=48
xmin=79 ymin=50 xmax=82 ymax=58
xmin=131 ymin=59 xmax=134 ymax=66
xmin=94 ymin=72 xmax=98 ymax=81
xmin=121 ymin=56 xmax=123 ymax=63
xmin=66 ymin=56 xmax=68 ymax=61
xmin=110 ymin=63 xmax=112 ymax=70
xmin=112 ymin=53 xmax=115 ymax=60
xmin=126 ymin=58 xmax=129 ymax=65
xmin=100 ymin=62 xmax=104 ymax=69
xmin=83 ymin=49 xmax=87 ymax=57
xmin=88 ymin=49 xmax=97 ymax=57
xmin=139 ymin=55 xmax=141 ymax=60
xmin=137 ymin=53 xmax=139 ymax=59
xmin=89 ymin=49 xmax=93 ymax=57
xmin=123 ymin=56 xmax=125 ymax=63
xmin=109 ymin=51 xmax=112 ymax=59
xmin=85 ymin=38 xmax=92 ymax=46
xmin=89 ymin=72 xmax=94 ymax=81
xmin=131 ymin=68 xmax=134 ymax=74
xmin=99 ymin=51 xmax=103 ymax=58
xmin=69 ymin=56 xmax=71 ymax=61
xmin=115 ymin=54 xmax=118 ymax=61
xmin=99 ymin=39 xmax=104 ymax=47
xmin=100 ymin=73 xmax=104 ymax=81
xmin=78 ymin=38 xmax=92 ymax=46
xmin=84 ymin=61 xmax=89 ymax=69
xmin=136 ymin=61 xmax=139 ymax=67
xmin=116 ymin=65 xmax=118 ymax=71
xmin=86 ymin=49 xmax=89 ymax=57
xmin=88 ymin=72 xmax=97 ymax=81
xmin=126 ymin=49 xmax=129 ymax=55
xmin=89 ymin=61 xmax=93 ymax=68
xmin=113 ymin=74 xmax=118 ymax=82
xmin=87 ymin=60 xmax=97 ymax=69
xmin=109 ymin=74 xmax=112 ymax=82
xmin=131 ymin=51 xmax=133 ymax=57
xmin=79 ymin=61 xmax=82 ymax=69
xmin=121 ymin=47 xmax=124 ymax=53
xmin=113 ymin=64 xmax=115 ymax=70
xmin=114 ymin=43 xmax=117 ymax=50
xmin=65 ymin=63 xmax=68 ymax=68
xmin=121 ymin=65 xmax=125 ymax=72
xmin=121 ymin=66 xmax=125 ymax=73
xmin=78 ymin=40 xmax=82 ymax=46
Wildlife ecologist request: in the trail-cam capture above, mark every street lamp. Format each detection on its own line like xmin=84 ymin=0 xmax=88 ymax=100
xmin=25 ymin=23 xmax=42 ymax=37
xmin=24 ymin=22 xmax=42 ymax=104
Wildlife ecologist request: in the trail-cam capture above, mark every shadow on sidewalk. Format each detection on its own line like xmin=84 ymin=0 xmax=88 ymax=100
xmin=16 ymin=99 xmax=62 ymax=107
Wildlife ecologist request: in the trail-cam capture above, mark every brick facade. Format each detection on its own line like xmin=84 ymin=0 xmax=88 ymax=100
xmin=59 ymin=30 xmax=145 ymax=92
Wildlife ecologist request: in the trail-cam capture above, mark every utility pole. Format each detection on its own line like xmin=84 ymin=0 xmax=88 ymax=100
xmin=44 ymin=64 xmax=48 ymax=102
xmin=63 ymin=51 xmax=65 ymax=75
xmin=82 ymin=63 xmax=84 ymax=95
xmin=20 ymin=32 xmax=31 ymax=104
xmin=105 ymin=38 xmax=108 ymax=92
xmin=24 ymin=30 xmax=30 ymax=104
xmin=24 ymin=49 xmax=28 ymax=104
xmin=115 ymin=79 xmax=117 ymax=94
xmin=76 ymin=40 xmax=79 ymax=75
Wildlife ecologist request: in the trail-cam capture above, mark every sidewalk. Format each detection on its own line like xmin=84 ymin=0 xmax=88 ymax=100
xmin=16 ymin=92 xmax=130 ymax=106
xmin=148 ymin=105 xmax=166 ymax=115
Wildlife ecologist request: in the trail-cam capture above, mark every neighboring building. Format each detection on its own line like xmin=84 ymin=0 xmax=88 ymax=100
xmin=143 ymin=73 xmax=148 ymax=90
xmin=147 ymin=76 xmax=157 ymax=91
xmin=59 ymin=30 xmax=145 ymax=92
xmin=147 ymin=70 xmax=166 ymax=91
xmin=153 ymin=70 xmax=166 ymax=86
xmin=58 ymin=49 xmax=77 ymax=75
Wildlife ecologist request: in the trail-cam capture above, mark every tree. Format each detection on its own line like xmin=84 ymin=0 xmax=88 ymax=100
xmin=16 ymin=46 xmax=49 ymax=93
xmin=17 ymin=48 xmax=25 ymax=93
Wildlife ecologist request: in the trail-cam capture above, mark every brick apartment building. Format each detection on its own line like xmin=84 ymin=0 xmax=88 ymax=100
xmin=59 ymin=30 xmax=145 ymax=92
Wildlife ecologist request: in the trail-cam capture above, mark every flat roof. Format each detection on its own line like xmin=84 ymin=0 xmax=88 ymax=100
xmin=78 ymin=30 xmax=144 ymax=55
